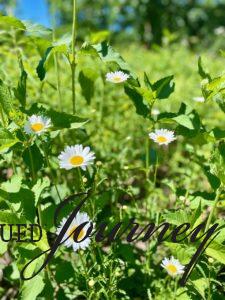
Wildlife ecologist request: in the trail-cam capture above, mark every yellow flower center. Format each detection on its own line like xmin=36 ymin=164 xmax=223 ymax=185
xmin=31 ymin=123 xmax=44 ymax=132
xmin=156 ymin=136 xmax=167 ymax=143
xmin=68 ymin=226 xmax=85 ymax=241
xmin=167 ymin=264 xmax=177 ymax=274
xmin=70 ymin=155 xmax=84 ymax=166
xmin=113 ymin=76 xmax=122 ymax=82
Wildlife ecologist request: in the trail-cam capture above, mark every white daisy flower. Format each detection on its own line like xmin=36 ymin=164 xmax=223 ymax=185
xmin=56 ymin=212 xmax=92 ymax=252
xmin=24 ymin=115 xmax=51 ymax=136
xmin=149 ymin=129 xmax=176 ymax=145
xmin=161 ymin=256 xmax=185 ymax=277
xmin=193 ymin=96 xmax=205 ymax=103
xmin=58 ymin=144 xmax=95 ymax=170
xmin=106 ymin=71 xmax=129 ymax=83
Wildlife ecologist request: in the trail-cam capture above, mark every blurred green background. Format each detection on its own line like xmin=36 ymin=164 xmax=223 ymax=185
xmin=0 ymin=0 xmax=225 ymax=49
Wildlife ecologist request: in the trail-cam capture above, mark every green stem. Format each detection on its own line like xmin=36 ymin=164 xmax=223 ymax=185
xmin=205 ymin=188 xmax=222 ymax=232
xmin=27 ymin=143 xmax=35 ymax=182
xmin=52 ymin=8 xmax=63 ymax=112
xmin=37 ymin=205 xmax=43 ymax=227
xmin=145 ymin=137 xmax=150 ymax=179
xmin=99 ymin=75 xmax=105 ymax=122
xmin=71 ymin=0 xmax=77 ymax=114
xmin=153 ymin=153 xmax=158 ymax=187
xmin=173 ymin=279 xmax=178 ymax=299
xmin=207 ymin=268 xmax=211 ymax=300
xmin=54 ymin=55 xmax=63 ymax=111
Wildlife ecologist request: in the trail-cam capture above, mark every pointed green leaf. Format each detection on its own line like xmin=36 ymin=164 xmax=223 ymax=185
xmin=23 ymin=144 xmax=44 ymax=174
xmin=206 ymin=242 xmax=225 ymax=264
xmin=173 ymin=115 xmax=194 ymax=130
xmin=0 ymin=80 xmax=14 ymax=116
xmin=23 ymin=20 xmax=52 ymax=38
xmin=20 ymin=275 xmax=45 ymax=300
xmin=78 ymin=68 xmax=96 ymax=105
xmin=152 ymin=75 xmax=175 ymax=99
xmin=198 ymin=57 xmax=211 ymax=81
xmin=0 ymin=128 xmax=18 ymax=152
xmin=124 ymin=85 xmax=151 ymax=118
xmin=0 ymin=16 xmax=26 ymax=30
xmin=14 ymin=59 xmax=27 ymax=107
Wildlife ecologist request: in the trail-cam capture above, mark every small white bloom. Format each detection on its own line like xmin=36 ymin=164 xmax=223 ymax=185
xmin=152 ymin=109 xmax=160 ymax=116
xmin=149 ymin=129 xmax=176 ymax=145
xmin=106 ymin=71 xmax=129 ymax=83
xmin=161 ymin=256 xmax=185 ymax=277
xmin=58 ymin=144 xmax=95 ymax=170
xmin=24 ymin=115 xmax=51 ymax=135
xmin=193 ymin=96 xmax=205 ymax=103
xmin=56 ymin=212 xmax=92 ymax=252
xmin=88 ymin=279 xmax=95 ymax=287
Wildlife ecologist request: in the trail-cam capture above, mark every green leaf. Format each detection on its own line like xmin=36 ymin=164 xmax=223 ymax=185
xmin=135 ymin=87 xmax=155 ymax=107
xmin=32 ymin=177 xmax=50 ymax=205
xmin=23 ymin=144 xmax=44 ymax=174
xmin=36 ymin=44 xmax=68 ymax=81
xmin=55 ymin=261 xmax=75 ymax=283
xmin=164 ymin=242 xmax=195 ymax=264
xmin=172 ymin=115 xmax=194 ymax=130
xmin=198 ymin=57 xmax=211 ymax=81
xmin=203 ymin=166 xmax=221 ymax=190
xmin=0 ymin=211 xmax=20 ymax=224
xmin=35 ymin=228 xmax=49 ymax=251
xmin=152 ymin=75 xmax=175 ymax=99
xmin=93 ymin=42 xmax=134 ymax=75
xmin=212 ymin=127 xmax=225 ymax=139
xmin=78 ymin=43 xmax=99 ymax=58
xmin=0 ymin=79 xmax=14 ymax=116
xmin=206 ymin=242 xmax=225 ymax=264
xmin=90 ymin=31 xmax=110 ymax=44
xmin=47 ymin=109 xmax=88 ymax=130
xmin=124 ymin=85 xmax=151 ymax=118
xmin=207 ymin=75 xmax=225 ymax=93
xmin=144 ymin=72 xmax=152 ymax=89
xmin=20 ymin=275 xmax=45 ymax=300
xmin=78 ymin=68 xmax=96 ymax=104
xmin=218 ymin=141 xmax=225 ymax=162
xmin=0 ymin=241 xmax=7 ymax=255
xmin=23 ymin=20 xmax=52 ymax=38
xmin=0 ymin=16 xmax=26 ymax=30
xmin=14 ymin=59 xmax=27 ymax=107
xmin=41 ymin=204 xmax=56 ymax=231
xmin=8 ymin=188 xmax=36 ymax=222
xmin=53 ymin=33 xmax=72 ymax=47
xmin=191 ymin=201 xmax=202 ymax=227
xmin=165 ymin=211 xmax=191 ymax=225
xmin=1 ymin=174 xmax=22 ymax=193
xmin=0 ymin=128 xmax=18 ymax=152
xmin=192 ymin=278 xmax=208 ymax=299
xmin=36 ymin=47 xmax=53 ymax=81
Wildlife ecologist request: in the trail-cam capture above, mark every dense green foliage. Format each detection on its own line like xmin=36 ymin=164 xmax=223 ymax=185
xmin=0 ymin=6 xmax=225 ymax=300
